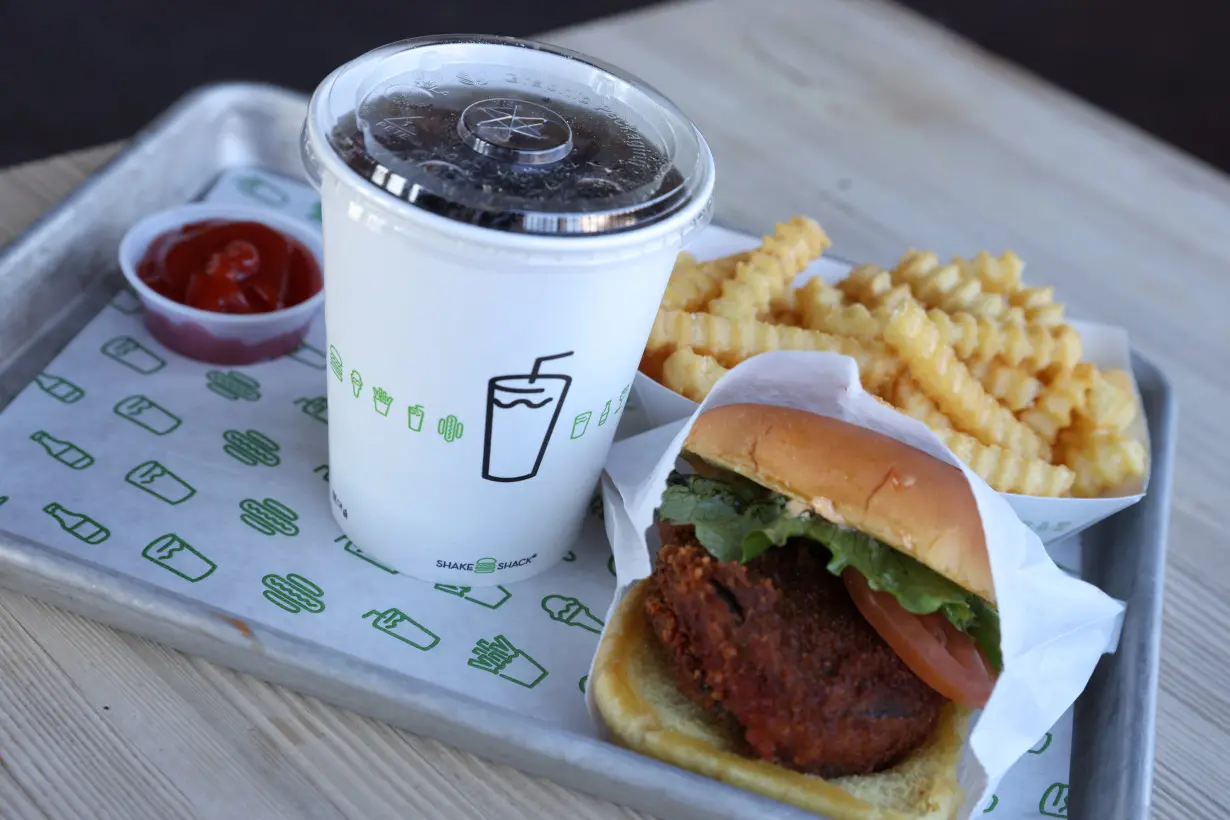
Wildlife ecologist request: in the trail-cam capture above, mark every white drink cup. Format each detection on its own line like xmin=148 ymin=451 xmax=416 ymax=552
xmin=303 ymin=34 xmax=714 ymax=584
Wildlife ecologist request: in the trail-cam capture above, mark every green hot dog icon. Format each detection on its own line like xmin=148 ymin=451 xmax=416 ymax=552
xmin=262 ymin=573 xmax=324 ymax=613
xmin=438 ymin=414 xmax=464 ymax=443
xmin=223 ymin=430 xmax=281 ymax=467
xmin=362 ymin=607 xmax=439 ymax=650
xmin=240 ymin=498 xmax=299 ymax=536
xmin=329 ymin=345 xmax=344 ymax=382
xmin=295 ymin=396 xmax=328 ymax=424
xmin=206 ymin=370 xmax=260 ymax=402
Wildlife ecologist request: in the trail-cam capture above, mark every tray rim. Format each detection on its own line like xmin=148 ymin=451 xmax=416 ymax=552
xmin=0 ymin=81 xmax=1174 ymax=820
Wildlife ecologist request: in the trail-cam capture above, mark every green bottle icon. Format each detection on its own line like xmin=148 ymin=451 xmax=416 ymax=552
xmin=125 ymin=461 xmax=196 ymax=505
xmin=262 ymin=573 xmax=324 ymax=613
xmin=114 ymin=395 xmax=181 ymax=435
xmin=598 ymin=400 xmax=611 ymax=427
xmin=109 ymin=288 xmax=142 ymax=315
xmin=541 ymin=594 xmax=604 ymax=634
xmin=1039 ymin=782 xmax=1068 ymax=817
xmin=328 ymin=345 xmax=343 ymax=382
xmin=240 ymin=498 xmax=299 ymax=536
xmin=437 ymin=414 xmax=464 ymax=443
xmin=350 ymin=369 xmax=363 ymax=398
xmin=295 ymin=396 xmax=328 ymax=424
xmin=43 ymin=502 xmax=109 ymax=544
xmin=407 ymin=404 xmax=425 ymax=432
xmin=101 ymin=336 xmax=166 ymax=374
xmin=237 ymin=175 xmax=289 ymax=207
xmin=223 ymin=430 xmax=281 ymax=467
xmin=571 ymin=411 xmax=591 ymax=440
xmin=143 ymin=534 xmax=215 ymax=582
xmin=206 ymin=370 xmax=260 ymax=401
xmin=34 ymin=373 xmax=85 ymax=404
xmin=287 ymin=342 xmax=327 ymax=370
xmin=434 ymin=584 xmax=511 ymax=609
xmin=468 ymin=635 xmax=548 ymax=689
xmin=372 ymin=387 xmax=393 ymax=417
xmin=31 ymin=431 xmax=93 ymax=469
xmin=336 ymin=535 xmax=398 ymax=574
xmin=362 ymin=607 xmax=439 ymax=650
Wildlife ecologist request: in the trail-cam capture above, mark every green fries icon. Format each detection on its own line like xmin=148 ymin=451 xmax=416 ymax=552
xmin=240 ymin=498 xmax=299 ymax=536
xmin=467 ymin=635 xmax=547 ymax=689
xmin=262 ymin=573 xmax=324 ymax=613
xmin=372 ymin=387 xmax=393 ymax=417
xmin=223 ymin=429 xmax=281 ymax=466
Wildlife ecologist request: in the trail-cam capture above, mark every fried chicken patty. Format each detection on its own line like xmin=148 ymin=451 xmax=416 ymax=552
xmin=643 ymin=523 xmax=946 ymax=778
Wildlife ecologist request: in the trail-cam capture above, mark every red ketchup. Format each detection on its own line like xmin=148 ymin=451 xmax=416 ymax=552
xmin=137 ymin=220 xmax=321 ymax=314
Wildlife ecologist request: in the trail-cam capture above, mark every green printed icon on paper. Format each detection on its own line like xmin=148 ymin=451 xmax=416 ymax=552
xmin=434 ymin=584 xmax=511 ymax=610
xmin=206 ymin=370 xmax=260 ymax=401
xmin=287 ymin=341 xmax=327 ymax=370
xmin=114 ymin=395 xmax=181 ymax=435
xmin=109 ymin=288 xmax=142 ymax=315
xmin=1028 ymin=732 xmax=1053 ymax=755
xmin=101 ymin=336 xmax=166 ymax=374
xmin=362 ymin=607 xmax=439 ymax=650
xmin=240 ymin=498 xmax=299 ymax=537
xmin=598 ymin=400 xmax=611 ymax=427
xmin=223 ymin=429 xmax=281 ymax=467
xmin=437 ymin=414 xmax=464 ymax=443
xmin=295 ymin=396 xmax=328 ymax=424
xmin=1038 ymin=782 xmax=1068 ymax=817
xmin=337 ymin=534 xmax=398 ymax=574
xmin=562 ymin=550 xmax=576 ymax=562
xmin=142 ymin=534 xmax=215 ymax=582
xmin=571 ymin=411 xmax=591 ymax=440
xmin=407 ymin=404 xmax=425 ymax=432
xmin=0 ymin=496 xmax=7 ymax=508
xmin=350 ymin=369 xmax=363 ymax=398
xmin=982 ymin=794 xmax=998 ymax=813
xmin=588 ymin=491 xmax=603 ymax=520
xmin=43 ymin=502 xmax=110 ymax=544
xmin=468 ymin=635 xmax=547 ymax=689
xmin=328 ymin=345 xmax=344 ymax=381
xmin=237 ymin=175 xmax=289 ymax=207
xmin=314 ymin=464 xmax=329 ymax=482
xmin=607 ymin=555 xmax=616 ymax=577
xmin=262 ymin=573 xmax=324 ymax=614
xmin=31 ymin=431 xmax=94 ymax=469
xmin=35 ymin=373 xmax=85 ymax=404
xmin=308 ymin=200 xmax=322 ymax=223
xmin=578 ymin=675 xmax=587 ymax=693
xmin=126 ymin=461 xmax=196 ymax=505
xmin=372 ymin=387 xmax=393 ymax=416
xmin=542 ymin=594 xmax=604 ymax=634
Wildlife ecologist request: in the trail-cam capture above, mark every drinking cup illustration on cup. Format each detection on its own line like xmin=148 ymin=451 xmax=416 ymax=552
xmin=114 ymin=395 xmax=181 ymax=435
xmin=467 ymin=635 xmax=547 ymax=689
xmin=101 ymin=336 xmax=166 ymax=374
xmin=406 ymin=404 xmax=425 ymax=432
xmin=206 ymin=370 xmax=260 ymax=401
xmin=223 ymin=430 xmax=281 ymax=466
xmin=570 ymin=411 xmax=591 ymax=440
xmin=262 ymin=573 xmax=324 ymax=613
xmin=126 ymin=460 xmax=196 ymax=505
xmin=143 ymin=533 xmax=215 ymax=582
xmin=35 ymin=373 xmax=84 ymax=404
xmin=482 ymin=352 xmax=573 ymax=483
xmin=362 ymin=607 xmax=439 ymax=650
xmin=295 ymin=396 xmax=328 ymax=424
xmin=541 ymin=594 xmax=604 ymax=634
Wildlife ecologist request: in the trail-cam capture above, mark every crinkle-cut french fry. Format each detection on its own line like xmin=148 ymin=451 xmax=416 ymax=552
xmin=768 ymin=289 xmax=802 ymax=325
xmin=1058 ymin=427 xmax=1147 ymax=498
xmin=956 ymin=251 xmax=1024 ymax=295
xmin=935 ymin=428 xmax=1075 ymax=497
xmin=660 ymin=251 xmax=751 ymax=311
xmin=707 ymin=217 xmax=830 ymax=319
xmin=892 ymin=250 xmax=1006 ymax=318
xmin=660 ymin=348 xmax=729 ymax=402
xmin=927 ymin=310 xmax=1082 ymax=371
xmin=966 ymin=358 xmax=1043 ymax=412
xmin=1019 ymin=363 xmax=1096 ymax=443
xmin=1006 ymin=286 xmax=1065 ymax=326
xmin=883 ymin=301 xmax=1051 ymax=460
xmin=838 ymin=264 xmax=913 ymax=311
xmin=891 ymin=374 xmax=952 ymax=430
xmin=1078 ymin=368 xmax=1137 ymax=432
xmin=648 ymin=309 xmax=900 ymax=394
xmin=799 ymin=282 xmax=883 ymax=342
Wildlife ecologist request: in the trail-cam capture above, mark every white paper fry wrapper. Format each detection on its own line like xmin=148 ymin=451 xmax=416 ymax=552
xmin=593 ymin=350 xmax=1125 ymax=818
xmin=632 ymin=228 xmax=1151 ymax=545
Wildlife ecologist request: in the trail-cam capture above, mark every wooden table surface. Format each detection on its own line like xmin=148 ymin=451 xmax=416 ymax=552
xmin=1 ymin=0 xmax=1226 ymax=817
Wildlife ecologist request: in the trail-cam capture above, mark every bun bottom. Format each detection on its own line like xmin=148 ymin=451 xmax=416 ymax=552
xmin=592 ymin=581 xmax=969 ymax=820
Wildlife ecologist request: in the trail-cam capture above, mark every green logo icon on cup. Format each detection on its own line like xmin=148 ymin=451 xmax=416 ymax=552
xmin=350 ymin=369 xmax=363 ymax=398
xmin=467 ymin=635 xmax=547 ymax=689
xmin=362 ymin=607 xmax=439 ymax=650
xmin=328 ymin=345 xmax=343 ymax=382
xmin=125 ymin=460 xmax=196 ymax=505
xmin=143 ymin=534 xmax=215 ymax=582
xmin=1039 ymin=782 xmax=1068 ymax=817
xmin=223 ymin=429 xmax=281 ymax=467
xmin=438 ymin=414 xmax=464 ymax=443
xmin=114 ymin=395 xmax=182 ymax=435
xmin=101 ymin=336 xmax=166 ymax=374
xmin=263 ymin=573 xmax=324 ymax=613
xmin=372 ymin=387 xmax=393 ymax=417
xmin=43 ymin=502 xmax=109 ymax=544
xmin=206 ymin=370 xmax=260 ymax=401
xmin=571 ymin=411 xmax=591 ymax=440
xmin=598 ymin=400 xmax=611 ymax=427
xmin=541 ymin=594 xmax=604 ymax=634
xmin=474 ymin=557 xmax=496 ymax=574
xmin=35 ymin=373 xmax=85 ymax=404
xmin=240 ymin=498 xmax=299 ymax=537
xmin=407 ymin=404 xmax=425 ymax=432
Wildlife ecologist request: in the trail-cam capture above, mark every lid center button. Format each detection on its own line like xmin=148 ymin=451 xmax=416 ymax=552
xmin=458 ymin=97 xmax=573 ymax=166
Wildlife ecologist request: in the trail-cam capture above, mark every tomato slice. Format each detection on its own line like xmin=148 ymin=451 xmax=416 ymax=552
xmin=842 ymin=569 xmax=997 ymax=708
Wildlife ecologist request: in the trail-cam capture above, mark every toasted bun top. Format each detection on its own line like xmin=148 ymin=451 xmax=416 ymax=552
xmin=683 ymin=404 xmax=994 ymax=605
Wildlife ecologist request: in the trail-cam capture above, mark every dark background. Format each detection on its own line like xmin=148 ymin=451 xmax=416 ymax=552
xmin=1 ymin=0 xmax=1226 ymax=172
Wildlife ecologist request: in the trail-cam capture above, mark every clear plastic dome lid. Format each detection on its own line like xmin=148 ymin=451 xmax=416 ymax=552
xmin=304 ymin=34 xmax=714 ymax=236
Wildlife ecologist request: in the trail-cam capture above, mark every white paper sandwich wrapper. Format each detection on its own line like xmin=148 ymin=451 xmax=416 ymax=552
xmin=591 ymin=350 xmax=1126 ymax=818
xmin=633 ymin=228 xmax=1151 ymax=544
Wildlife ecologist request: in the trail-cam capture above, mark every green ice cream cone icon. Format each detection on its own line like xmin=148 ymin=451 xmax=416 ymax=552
xmin=541 ymin=594 xmax=604 ymax=634
xmin=350 ymin=369 xmax=363 ymax=398
xmin=467 ymin=635 xmax=547 ymax=689
xmin=362 ymin=607 xmax=439 ymax=650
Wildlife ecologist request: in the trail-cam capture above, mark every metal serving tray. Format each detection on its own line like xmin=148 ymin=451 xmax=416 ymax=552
xmin=0 ymin=83 xmax=1175 ymax=820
